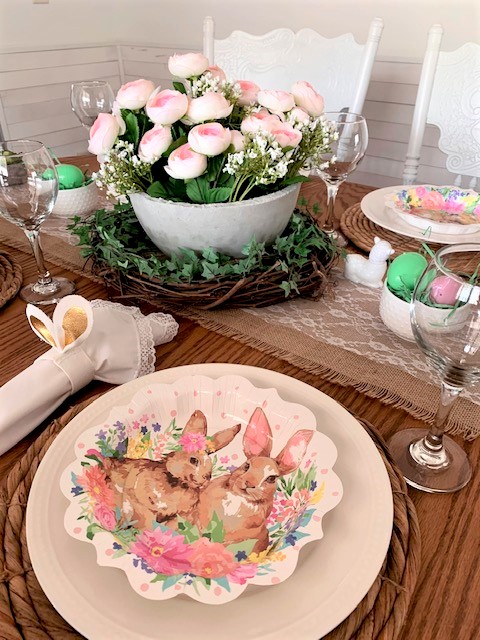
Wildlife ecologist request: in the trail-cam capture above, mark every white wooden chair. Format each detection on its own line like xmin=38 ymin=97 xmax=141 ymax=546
xmin=402 ymin=24 xmax=480 ymax=188
xmin=202 ymin=16 xmax=383 ymax=115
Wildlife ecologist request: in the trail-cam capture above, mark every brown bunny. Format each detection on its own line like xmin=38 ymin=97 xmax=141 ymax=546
xmin=104 ymin=410 xmax=240 ymax=530
xmin=196 ymin=407 xmax=313 ymax=553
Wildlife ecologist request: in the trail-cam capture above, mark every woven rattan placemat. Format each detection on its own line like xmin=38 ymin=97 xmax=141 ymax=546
xmin=0 ymin=396 xmax=421 ymax=640
xmin=0 ymin=251 xmax=22 ymax=309
xmin=340 ymin=204 xmax=445 ymax=255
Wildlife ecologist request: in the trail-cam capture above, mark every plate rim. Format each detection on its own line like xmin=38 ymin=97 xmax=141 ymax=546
xmin=26 ymin=363 xmax=394 ymax=640
xmin=361 ymin=185 xmax=480 ymax=245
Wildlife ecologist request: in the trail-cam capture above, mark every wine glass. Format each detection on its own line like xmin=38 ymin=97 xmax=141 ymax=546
xmin=388 ymin=244 xmax=480 ymax=493
xmin=315 ymin=111 xmax=368 ymax=246
xmin=70 ymin=80 xmax=115 ymax=128
xmin=0 ymin=139 xmax=75 ymax=305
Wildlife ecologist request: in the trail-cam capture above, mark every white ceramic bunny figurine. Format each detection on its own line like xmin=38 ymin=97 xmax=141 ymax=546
xmin=344 ymin=237 xmax=395 ymax=288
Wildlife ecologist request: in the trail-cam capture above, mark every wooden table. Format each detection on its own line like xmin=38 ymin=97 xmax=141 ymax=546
xmin=1 ymin=170 xmax=479 ymax=640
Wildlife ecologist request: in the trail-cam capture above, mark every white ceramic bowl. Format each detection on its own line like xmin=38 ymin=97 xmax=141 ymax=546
xmin=379 ymin=282 xmax=415 ymax=342
xmin=52 ymin=181 xmax=99 ymax=218
xmin=130 ymin=184 xmax=301 ymax=257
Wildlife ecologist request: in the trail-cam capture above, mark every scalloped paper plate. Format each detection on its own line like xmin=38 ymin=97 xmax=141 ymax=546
xmin=385 ymin=185 xmax=480 ymax=235
xmin=60 ymin=374 xmax=342 ymax=605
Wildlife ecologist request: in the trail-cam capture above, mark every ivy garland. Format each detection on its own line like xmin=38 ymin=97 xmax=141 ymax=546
xmin=70 ymin=201 xmax=341 ymax=298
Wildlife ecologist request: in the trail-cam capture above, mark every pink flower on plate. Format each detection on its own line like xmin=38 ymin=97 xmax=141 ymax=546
xmin=130 ymin=529 xmax=192 ymax=575
xmin=94 ymin=504 xmax=117 ymax=531
xmin=445 ymin=201 xmax=465 ymax=213
xmin=189 ymin=537 xmax=236 ymax=578
xmin=77 ymin=464 xmax=115 ymax=508
xmin=179 ymin=432 xmax=207 ymax=452
xmin=415 ymin=186 xmax=427 ymax=198
xmin=227 ymin=563 xmax=258 ymax=585
xmin=220 ymin=455 xmax=230 ymax=465
xmin=419 ymin=190 xmax=445 ymax=211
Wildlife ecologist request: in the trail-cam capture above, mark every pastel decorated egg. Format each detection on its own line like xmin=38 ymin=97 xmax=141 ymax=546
xmin=56 ymin=164 xmax=85 ymax=189
xmin=43 ymin=164 xmax=85 ymax=189
xmin=429 ymin=275 xmax=461 ymax=306
xmin=386 ymin=252 xmax=428 ymax=292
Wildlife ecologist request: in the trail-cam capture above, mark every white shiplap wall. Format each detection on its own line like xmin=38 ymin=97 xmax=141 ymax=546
xmin=0 ymin=43 xmax=450 ymax=187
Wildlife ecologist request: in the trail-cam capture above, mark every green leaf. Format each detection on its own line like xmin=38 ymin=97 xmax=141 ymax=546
xmin=213 ymin=576 xmax=231 ymax=592
xmin=202 ymin=512 xmax=225 ymax=543
xmin=122 ymin=111 xmax=140 ymax=145
xmin=176 ymin=516 xmax=201 ymax=543
xmin=186 ymin=177 xmax=209 ymax=204
xmin=86 ymin=523 xmax=103 ymax=540
xmin=225 ymin=539 xmax=257 ymax=558
xmin=173 ymin=81 xmax=187 ymax=94
xmin=162 ymin=574 xmax=183 ymax=591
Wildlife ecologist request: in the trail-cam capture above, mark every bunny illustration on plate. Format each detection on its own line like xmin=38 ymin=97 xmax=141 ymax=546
xmin=103 ymin=410 xmax=240 ymax=529
xmin=195 ymin=407 xmax=313 ymax=554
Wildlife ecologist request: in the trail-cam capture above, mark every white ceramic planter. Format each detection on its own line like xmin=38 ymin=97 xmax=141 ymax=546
xmin=379 ymin=282 xmax=415 ymax=342
xmin=129 ymin=184 xmax=301 ymax=257
xmin=52 ymin=181 xmax=99 ymax=218
xmin=379 ymin=281 xmax=469 ymax=343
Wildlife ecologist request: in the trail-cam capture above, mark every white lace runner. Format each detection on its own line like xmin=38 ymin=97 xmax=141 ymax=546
xmin=244 ymin=270 xmax=480 ymax=407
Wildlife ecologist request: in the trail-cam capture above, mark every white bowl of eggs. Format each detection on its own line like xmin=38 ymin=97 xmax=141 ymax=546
xmin=50 ymin=164 xmax=99 ymax=218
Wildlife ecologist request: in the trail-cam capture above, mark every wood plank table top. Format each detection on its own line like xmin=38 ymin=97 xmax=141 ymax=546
xmin=0 ymin=161 xmax=479 ymax=640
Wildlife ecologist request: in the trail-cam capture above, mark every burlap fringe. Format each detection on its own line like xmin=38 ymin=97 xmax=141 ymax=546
xmin=180 ymin=310 xmax=478 ymax=441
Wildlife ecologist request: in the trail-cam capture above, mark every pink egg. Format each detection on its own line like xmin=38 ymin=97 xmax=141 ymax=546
xmin=430 ymin=276 xmax=461 ymax=305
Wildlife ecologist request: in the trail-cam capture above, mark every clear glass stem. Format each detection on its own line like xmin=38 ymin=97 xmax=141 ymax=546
xmin=24 ymin=228 xmax=52 ymax=285
xmin=410 ymin=381 xmax=463 ymax=469
xmin=323 ymin=183 xmax=339 ymax=233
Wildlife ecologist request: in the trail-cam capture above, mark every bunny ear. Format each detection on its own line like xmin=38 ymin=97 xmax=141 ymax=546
xmin=26 ymin=295 xmax=93 ymax=352
xmin=275 ymin=429 xmax=313 ymax=475
xmin=52 ymin=295 xmax=93 ymax=351
xmin=183 ymin=410 xmax=208 ymax=435
xmin=243 ymin=408 xmax=272 ymax=458
xmin=27 ymin=305 xmax=60 ymax=349
xmin=209 ymin=423 xmax=241 ymax=452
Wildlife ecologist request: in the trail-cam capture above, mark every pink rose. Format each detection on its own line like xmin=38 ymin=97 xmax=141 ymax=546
xmin=164 ymin=143 xmax=207 ymax=180
xmin=146 ymin=89 xmax=189 ymax=125
xmin=236 ymin=80 xmax=260 ymax=106
xmin=189 ymin=537 xmax=236 ymax=578
xmin=227 ymin=563 xmax=258 ymax=585
xmin=230 ymin=130 xmax=245 ymax=151
xmin=415 ymin=186 xmax=427 ymax=197
xmin=289 ymin=107 xmax=310 ymax=124
xmin=291 ymin=81 xmax=324 ymax=116
xmin=270 ymin=122 xmax=303 ymax=148
xmin=421 ymin=190 xmax=445 ymax=211
xmin=240 ymin=111 xmax=282 ymax=135
xmin=257 ymin=89 xmax=295 ymax=113
xmin=168 ymin=52 xmax=210 ymax=78
xmin=94 ymin=504 xmax=117 ymax=531
xmin=188 ymin=122 xmax=232 ymax=156
xmin=207 ymin=65 xmax=226 ymax=81
xmin=186 ymin=93 xmax=233 ymax=124
xmin=116 ymin=79 xmax=155 ymax=110
xmin=88 ymin=113 xmax=123 ymax=160
xmin=138 ymin=125 xmax=173 ymax=163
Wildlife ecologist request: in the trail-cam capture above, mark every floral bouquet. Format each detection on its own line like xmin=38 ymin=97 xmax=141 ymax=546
xmin=88 ymin=51 xmax=337 ymax=205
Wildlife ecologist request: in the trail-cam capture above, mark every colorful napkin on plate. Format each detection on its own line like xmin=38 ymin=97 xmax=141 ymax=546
xmin=0 ymin=295 xmax=178 ymax=456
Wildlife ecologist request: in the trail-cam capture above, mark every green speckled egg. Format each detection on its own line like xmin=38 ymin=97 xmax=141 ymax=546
xmin=386 ymin=252 xmax=428 ymax=292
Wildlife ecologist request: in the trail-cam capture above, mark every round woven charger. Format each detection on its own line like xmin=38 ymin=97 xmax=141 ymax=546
xmin=340 ymin=204 xmax=445 ymax=254
xmin=0 ymin=396 xmax=421 ymax=640
xmin=0 ymin=252 xmax=22 ymax=309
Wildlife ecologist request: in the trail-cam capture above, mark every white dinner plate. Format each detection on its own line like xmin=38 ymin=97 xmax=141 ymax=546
xmin=361 ymin=186 xmax=480 ymax=245
xmin=26 ymin=364 xmax=393 ymax=640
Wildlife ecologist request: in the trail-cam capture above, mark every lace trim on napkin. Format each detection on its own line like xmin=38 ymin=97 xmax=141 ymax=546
xmin=91 ymin=301 xmax=178 ymax=378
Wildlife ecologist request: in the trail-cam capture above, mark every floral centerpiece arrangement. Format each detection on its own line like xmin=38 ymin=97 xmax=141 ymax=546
xmin=88 ymin=51 xmax=337 ymax=205
xmin=73 ymin=51 xmax=342 ymax=308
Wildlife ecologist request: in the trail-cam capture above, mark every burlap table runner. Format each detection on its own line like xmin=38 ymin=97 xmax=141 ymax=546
xmin=1 ymin=216 xmax=479 ymax=439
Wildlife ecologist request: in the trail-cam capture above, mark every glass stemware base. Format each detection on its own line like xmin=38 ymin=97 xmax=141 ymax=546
xmin=20 ymin=277 xmax=75 ymax=305
xmin=388 ymin=428 xmax=472 ymax=493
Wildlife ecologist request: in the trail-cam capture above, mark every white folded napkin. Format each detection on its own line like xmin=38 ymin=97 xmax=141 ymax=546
xmin=0 ymin=295 xmax=179 ymax=456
